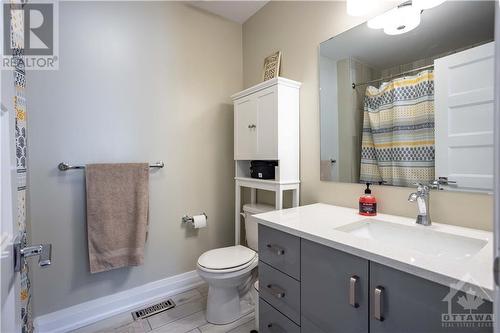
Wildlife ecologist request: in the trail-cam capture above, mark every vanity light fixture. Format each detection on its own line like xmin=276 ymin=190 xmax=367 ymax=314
xmin=412 ymin=0 xmax=446 ymax=10
xmin=346 ymin=0 xmax=381 ymax=17
xmin=383 ymin=4 xmax=421 ymax=35
xmin=367 ymin=0 xmax=446 ymax=36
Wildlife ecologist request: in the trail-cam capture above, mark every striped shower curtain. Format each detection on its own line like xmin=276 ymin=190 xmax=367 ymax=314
xmin=360 ymin=70 xmax=435 ymax=187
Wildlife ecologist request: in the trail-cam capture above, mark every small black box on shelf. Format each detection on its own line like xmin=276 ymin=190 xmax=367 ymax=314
xmin=250 ymin=160 xmax=278 ymax=180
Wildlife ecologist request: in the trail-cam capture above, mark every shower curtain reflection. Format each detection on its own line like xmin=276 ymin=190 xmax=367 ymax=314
xmin=360 ymin=70 xmax=435 ymax=187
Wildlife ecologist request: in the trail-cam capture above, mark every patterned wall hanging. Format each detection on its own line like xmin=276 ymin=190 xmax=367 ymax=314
xmin=262 ymin=51 xmax=281 ymax=82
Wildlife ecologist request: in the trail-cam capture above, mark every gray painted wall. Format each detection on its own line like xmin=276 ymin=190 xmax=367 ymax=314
xmin=27 ymin=2 xmax=242 ymax=316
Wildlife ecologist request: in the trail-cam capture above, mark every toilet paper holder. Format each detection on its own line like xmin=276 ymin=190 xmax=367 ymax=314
xmin=182 ymin=213 xmax=208 ymax=226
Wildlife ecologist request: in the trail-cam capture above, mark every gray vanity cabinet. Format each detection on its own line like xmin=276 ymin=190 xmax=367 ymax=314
xmin=370 ymin=262 xmax=493 ymax=333
xmin=258 ymin=225 xmax=302 ymax=332
xmin=301 ymin=239 xmax=369 ymax=333
xmin=258 ymin=225 xmax=493 ymax=333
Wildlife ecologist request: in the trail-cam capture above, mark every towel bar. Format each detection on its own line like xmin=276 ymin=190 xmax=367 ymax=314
xmin=58 ymin=161 xmax=165 ymax=171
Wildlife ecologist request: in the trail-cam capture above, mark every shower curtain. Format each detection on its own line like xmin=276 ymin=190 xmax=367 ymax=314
xmin=8 ymin=1 xmax=34 ymax=332
xmin=360 ymin=70 xmax=435 ymax=187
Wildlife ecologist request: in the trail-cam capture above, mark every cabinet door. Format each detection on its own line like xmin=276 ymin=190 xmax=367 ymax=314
xmin=255 ymin=87 xmax=278 ymax=158
xmin=370 ymin=262 xmax=493 ymax=333
xmin=301 ymin=239 xmax=369 ymax=333
xmin=234 ymin=97 xmax=257 ymax=159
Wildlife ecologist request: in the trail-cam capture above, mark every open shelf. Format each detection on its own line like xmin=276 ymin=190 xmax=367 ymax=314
xmin=235 ymin=160 xmax=280 ymax=182
xmin=234 ymin=177 xmax=300 ymax=185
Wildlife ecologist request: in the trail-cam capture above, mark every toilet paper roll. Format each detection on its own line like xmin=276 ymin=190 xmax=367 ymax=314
xmin=192 ymin=214 xmax=207 ymax=229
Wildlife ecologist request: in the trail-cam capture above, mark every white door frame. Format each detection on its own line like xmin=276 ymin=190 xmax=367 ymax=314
xmin=0 ymin=2 xmax=22 ymax=329
xmin=1 ymin=65 xmax=22 ymax=333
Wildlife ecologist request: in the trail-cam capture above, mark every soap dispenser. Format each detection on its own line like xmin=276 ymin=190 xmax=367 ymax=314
xmin=359 ymin=183 xmax=377 ymax=216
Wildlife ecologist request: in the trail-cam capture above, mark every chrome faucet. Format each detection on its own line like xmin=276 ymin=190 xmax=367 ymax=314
xmin=14 ymin=239 xmax=52 ymax=272
xmin=408 ymin=183 xmax=432 ymax=226
xmin=21 ymin=244 xmax=52 ymax=267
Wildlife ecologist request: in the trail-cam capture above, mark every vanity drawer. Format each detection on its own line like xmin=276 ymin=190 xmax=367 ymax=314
xmin=258 ymin=224 xmax=300 ymax=279
xmin=259 ymin=261 xmax=300 ymax=324
xmin=260 ymin=298 xmax=300 ymax=333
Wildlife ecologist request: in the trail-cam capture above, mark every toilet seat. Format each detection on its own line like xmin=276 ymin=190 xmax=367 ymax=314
xmin=197 ymin=245 xmax=257 ymax=273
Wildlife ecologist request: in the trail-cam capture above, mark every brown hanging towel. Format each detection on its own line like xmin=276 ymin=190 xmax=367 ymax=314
xmin=85 ymin=163 xmax=149 ymax=273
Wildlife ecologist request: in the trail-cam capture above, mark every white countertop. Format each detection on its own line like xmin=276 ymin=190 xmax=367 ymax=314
xmin=253 ymin=203 xmax=494 ymax=298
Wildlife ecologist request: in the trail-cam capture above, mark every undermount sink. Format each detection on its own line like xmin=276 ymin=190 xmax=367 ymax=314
xmin=335 ymin=219 xmax=487 ymax=260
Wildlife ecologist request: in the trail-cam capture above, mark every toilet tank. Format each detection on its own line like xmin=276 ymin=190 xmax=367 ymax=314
xmin=242 ymin=203 xmax=275 ymax=252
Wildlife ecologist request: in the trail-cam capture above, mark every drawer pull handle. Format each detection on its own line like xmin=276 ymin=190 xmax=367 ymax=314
xmin=349 ymin=275 xmax=359 ymax=308
xmin=374 ymin=286 xmax=385 ymax=321
xmin=266 ymin=244 xmax=285 ymax=255
xmin=267 ymin=284 xmax=286 ymax=298
xmin=267 ymin=323 xmax=284 ymax=332
xmin=248 ymin=124 xmax=256 ymax=129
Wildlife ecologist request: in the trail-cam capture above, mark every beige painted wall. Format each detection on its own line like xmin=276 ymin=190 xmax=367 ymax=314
xmin=242 ymin=1 xmax=493 ymax=231
xmin=27 ymin=2 xmax=242 ymax=316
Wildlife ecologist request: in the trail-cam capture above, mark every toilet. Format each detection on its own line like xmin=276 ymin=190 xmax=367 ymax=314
xmin=197 ymin=203 xmax=274 ymax=325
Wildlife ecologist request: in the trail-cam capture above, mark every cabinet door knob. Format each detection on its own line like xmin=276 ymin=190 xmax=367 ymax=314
xmin=266 ymin=284 xmax=286 ymax=298
xmin=349 ymin=275 xmax=359 ymax=308
xmin=266 ymin=243 xmax=285 ymax=255
xmin=374 ymin=286 xmax=385 ymax=321
xmin=248 ymin=124 xmax=256 ymax=129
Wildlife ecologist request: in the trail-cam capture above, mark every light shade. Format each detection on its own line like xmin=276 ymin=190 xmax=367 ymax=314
xmin=383 ymin=5 xmax=421 ymax=35
xmin=367 ymin=4 xmax=423 ymax=36
xmin=412 ymin=0 xmax=446 ymax=10
xmin=366 ymin=8 xmax=398 ymax=29
xmin=367 ymin=11 xmax=388 ymax=29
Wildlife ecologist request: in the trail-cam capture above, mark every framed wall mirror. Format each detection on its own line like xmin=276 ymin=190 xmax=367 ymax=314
xmin=319 ymin=0 xmax=495 ymax=193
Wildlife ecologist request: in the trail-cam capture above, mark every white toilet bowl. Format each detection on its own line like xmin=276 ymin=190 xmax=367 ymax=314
xmin=197 ymin=245 xmax=258 ymax=324
xmin=197 ymin=203 xmax=274 ymax=325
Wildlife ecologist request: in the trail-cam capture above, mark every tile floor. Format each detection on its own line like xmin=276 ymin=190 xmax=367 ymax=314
xmin=70 ymin=284 xmax=257 ymax=333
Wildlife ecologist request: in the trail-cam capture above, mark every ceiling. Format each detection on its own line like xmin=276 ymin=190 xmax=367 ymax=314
xmin=188 ymin=1 xmax=269 ymax=24
xmin=320 ymin=1 xmax=495 ymax=69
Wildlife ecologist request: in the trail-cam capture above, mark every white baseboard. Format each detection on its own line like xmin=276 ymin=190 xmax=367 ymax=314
xmin=34 ymin=270 xmax=204 ymax=333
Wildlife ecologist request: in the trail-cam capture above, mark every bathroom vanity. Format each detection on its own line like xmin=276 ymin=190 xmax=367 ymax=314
xmin=302 ymin=3 xmax=496 ymax=331
xmin=254 ymin=204 xmax=493 ymax=333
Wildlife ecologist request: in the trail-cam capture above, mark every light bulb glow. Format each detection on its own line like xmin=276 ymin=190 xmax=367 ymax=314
xmin=367 ymin=11 xmax=389 ymax=29
xmin=383 ymin=6 xmax=421 ymax=35
xmin=366 ymin=4 xmax=421 ymax=36
xmin=412 ymin=0 xmax=446 ymax=10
